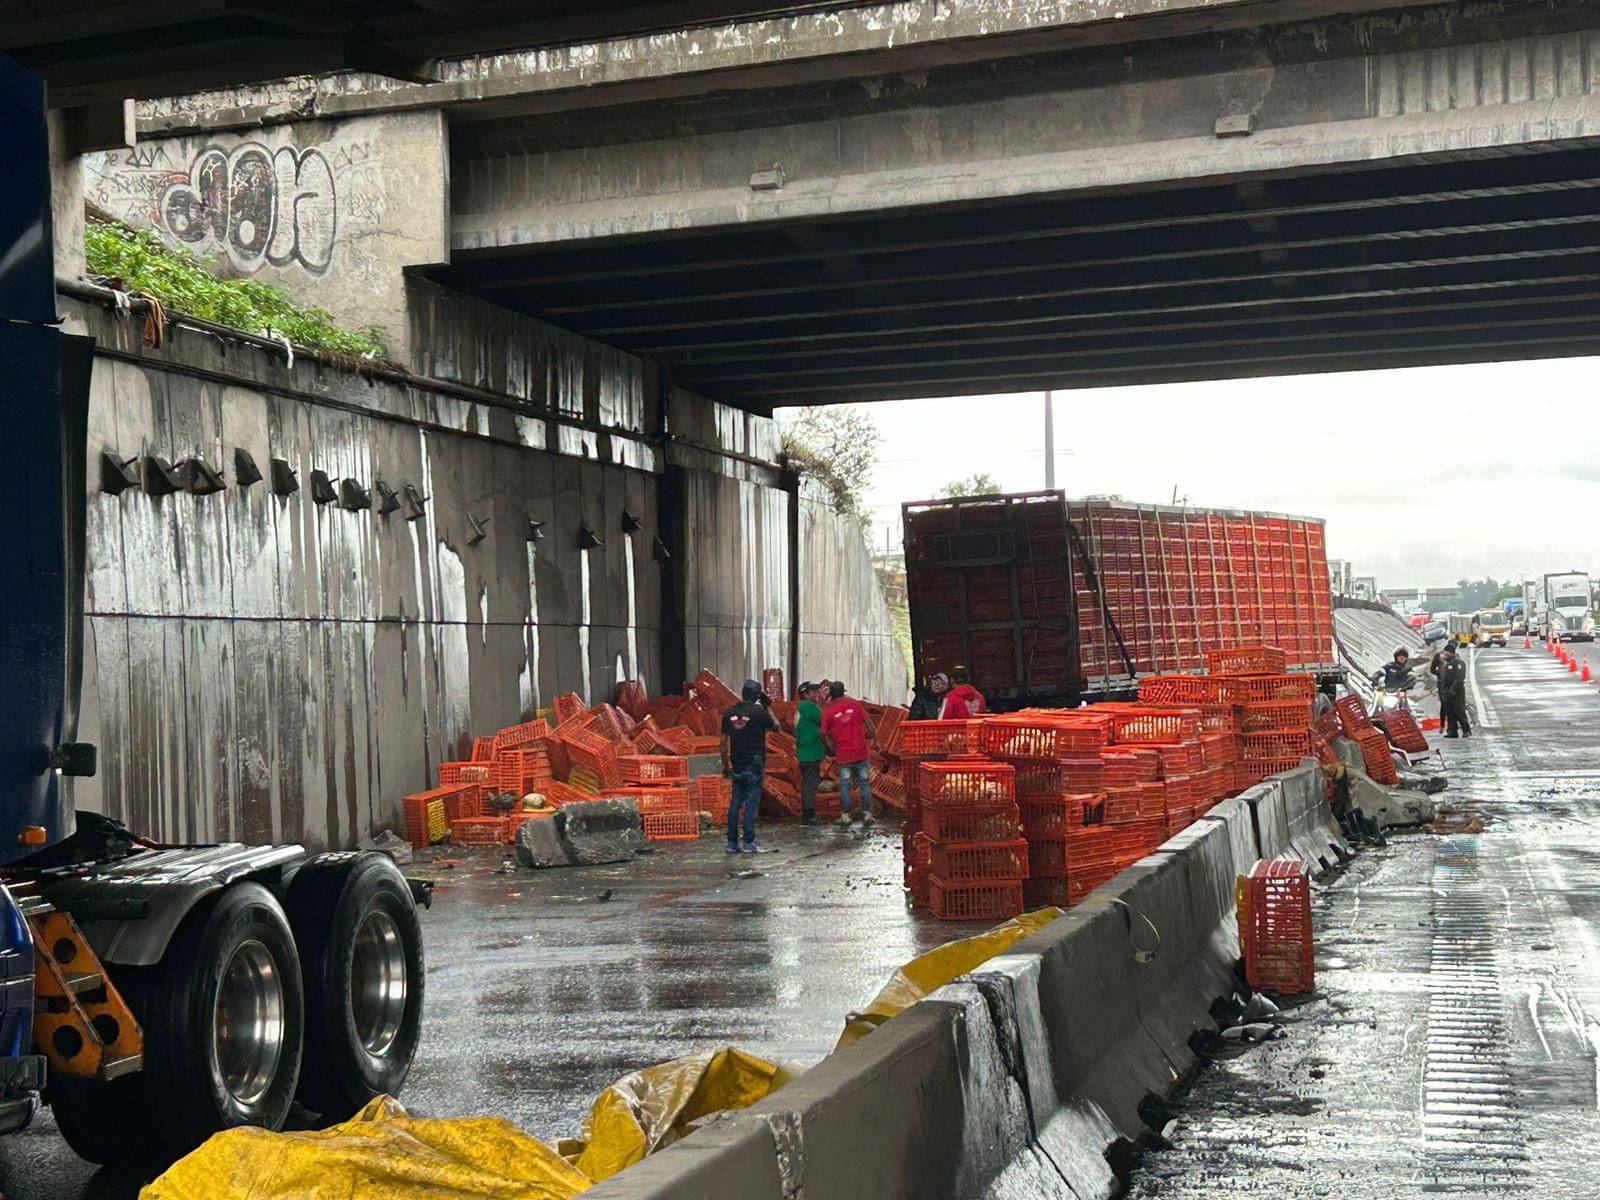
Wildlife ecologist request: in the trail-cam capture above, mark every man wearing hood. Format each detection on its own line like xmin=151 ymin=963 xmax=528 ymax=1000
xmin=909 ymin=674 xmax=948 ymax=721
xmin=721 ymin=679 xmax=778 ymax=852
xmin=940 ymin=666 xmax=988 ymax=720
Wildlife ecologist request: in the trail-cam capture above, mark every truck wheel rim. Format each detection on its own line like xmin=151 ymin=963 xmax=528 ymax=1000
xmin=351 ymin=910 xmax=407 ymax=1060
xmin=214 ymin=939 xmax=286 ymax=1107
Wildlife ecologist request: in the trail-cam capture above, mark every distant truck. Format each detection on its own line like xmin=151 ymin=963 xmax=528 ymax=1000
xmin=1475 ymin=609 xmax=1511 ymax=647
xmin=1446 ymin=613 xmax=1475 ymax=646
xmin=1539 ymin=571 xmax=1596 ymax=642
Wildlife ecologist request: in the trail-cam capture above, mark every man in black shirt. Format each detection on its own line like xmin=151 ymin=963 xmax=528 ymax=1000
xmin=1437 ymin=644 xmax=1472 ymax=738
xmin=721 ymin=679 xmax=778 ymax=853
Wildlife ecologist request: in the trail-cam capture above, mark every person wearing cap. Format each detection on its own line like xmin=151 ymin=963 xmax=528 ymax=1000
xmin=795 ymin=682 xmax=826 ymax=824
xmin=721 ymin=679 xmax=779 ymax=852
xmin=939 ymin=666 xmax=988 ymax=720
xmin=1437 ymin=643 xmax=1472 ymax=738
xmin=1372 ymin=647 xmax=1415 ymax=692
xmin=822 ymin=681 xmax=876 ymax=826
xmin=909 ymin=674 xmax=947 ymax=721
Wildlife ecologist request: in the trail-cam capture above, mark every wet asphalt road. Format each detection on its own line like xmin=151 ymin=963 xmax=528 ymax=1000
xmin=1127 ymin=644 xmax=1600 ymax=1199
xmin=2 ymin=814 xmax=956 ymax=1197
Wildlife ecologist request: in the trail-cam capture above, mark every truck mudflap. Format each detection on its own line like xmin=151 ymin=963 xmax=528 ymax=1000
xmin=33 ymin=843 xmax=305 ymax=967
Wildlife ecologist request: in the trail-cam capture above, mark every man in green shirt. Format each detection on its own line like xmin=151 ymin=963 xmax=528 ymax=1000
xmin=795 ymin=682 xmax=826 ymax=825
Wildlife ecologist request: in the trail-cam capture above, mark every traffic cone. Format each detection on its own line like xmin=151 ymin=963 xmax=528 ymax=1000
xmin=1569 ymin=652 xmax=1578 ymax=673
xmin=1583 ymin=654 xmax=1591 ymax=682
xmin=1524 ymin=632 xmax=1532 ymax=649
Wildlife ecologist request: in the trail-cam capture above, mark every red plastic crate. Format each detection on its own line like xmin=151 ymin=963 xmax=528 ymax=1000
xmin=906 ymin=861 xmax=931 ymax=908
xmin=920 ymin=803 xmax=1022 ymax=844
xmin=691 ymin=775 xmax=732 ymax=812
xmin=927 ymin=877 xmax=1025 ymax=921
xmin=605 ymin=785 xmax=691 ymax=816
xmin=439 ymin=761 xmax=490 ymax=788
xmin=876 ymin=706 xmax=908 ymax=753
xmin=1238 ymin=858 xmax=1314 ymax=994
xmin=916 ymin=760 xmax=1016 ymax=807
xmin=1335 ymin=695 xmax=1374 ymax=738
xmin=552 ymin=693 xmax=587 ymax=727
xmin=1206 ymin=645 xmax=1288 ymax=675
xmin=1197 ymin=703 xmax=1238 ymax=734
xmin=1382 ymin=708 xmax=1429 ymax=754
xmin=1155 ymin=743 xmax=1201 ymax=776
xmin=401 ymin=793 xmax=448 ymax=849
xmin=1100 ymin=706 xmax=1201 ymax=746
xmin=1137 ymin=675 xmax=1228 ymax=704
xmin=493 ymin=718 xmax=552 ymax=751
xmin=1233 ymin=757 xmax=1303 ymax=790
xmin=642 ymin=810 xmax=700 ymax=841
xmin=897 ymin=720 xmax=980 ymax=757
xmin=1237 ymin=700 xmax=1314 ymax=733
xmin=450 ymin=816 xmax=506 ymax=846
xmin=978 ymin=714 xmax=1112 ymax=758
xmin=1198 ymin=733 xmax=1238 ymax=767
xmin=1022 ymin=875 xmax=1072 ymax=909
xmin=1019 ymin=793 xmax=1104 ymax=836
xmin=928 ymin=838 xmax=1030 ymax=882
xmin=1238 ymin=730 xmax=1314 ymax=761
xmin=1223 ymin=674 xmax=1317 ymax=704
xmin=619 ymin=755 xmax=689 ymax=785
xmin=559 ymin=727 xmax=623 ymax=788
xmin=1354 ymin=728 xmax=1400 ymax=784
xmin=471 ymin=737 xmax=496 ymax=762
xmin=871 ymin=766 xmax=909 ymax=811
xmin=1101 ymin=747 xmax=1160 ymax=784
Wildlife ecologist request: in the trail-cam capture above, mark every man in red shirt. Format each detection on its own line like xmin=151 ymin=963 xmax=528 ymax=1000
xmin=940 ymin=666 xmax=988 ymax=720
xmin=821 ymin=681 xmax=876 ymax=826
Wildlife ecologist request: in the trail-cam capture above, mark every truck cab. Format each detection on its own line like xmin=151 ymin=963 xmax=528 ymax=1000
xmin=1474 ymin=609 xmax=1510 ymax=648
xmin=1543 ymin=572 xmax=1595 ymax=642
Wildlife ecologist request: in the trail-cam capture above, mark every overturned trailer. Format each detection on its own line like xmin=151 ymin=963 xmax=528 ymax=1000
xmin=903 ymin=491 xmax=1337 ymax=708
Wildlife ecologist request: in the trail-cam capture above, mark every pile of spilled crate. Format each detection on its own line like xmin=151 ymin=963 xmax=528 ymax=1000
xmin=901 ymin=645 xmax=1318 ymax=920
xmin=401 ymin=668 xmax=771 ymax=851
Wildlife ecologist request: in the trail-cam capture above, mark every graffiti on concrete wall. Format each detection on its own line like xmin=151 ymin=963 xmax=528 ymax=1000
xmin=87 ymin=140 xmax=349 ymax=277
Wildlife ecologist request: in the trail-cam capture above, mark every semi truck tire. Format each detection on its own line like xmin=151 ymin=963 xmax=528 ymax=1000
xmin=286 ymin=851 xmax=423 ymax=1120
xmin=50 ymin=881 xmax=304 ymax=1165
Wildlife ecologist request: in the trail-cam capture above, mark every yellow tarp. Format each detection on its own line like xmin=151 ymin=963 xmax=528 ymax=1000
xmin=835 ymin=906 xmax=1064 ymax=1049
xmin=143 ymin=909 xmax=1061 ymax=1198
xmin=141 ymin=1048 xmax=789 ymax=1200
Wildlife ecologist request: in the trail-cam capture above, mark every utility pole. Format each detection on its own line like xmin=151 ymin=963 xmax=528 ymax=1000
xmin=1043 ymin=390 xmax=1056 ymax=491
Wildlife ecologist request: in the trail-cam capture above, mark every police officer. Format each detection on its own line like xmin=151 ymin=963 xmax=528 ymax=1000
xmin=1437 ymin=644 xmax=1472 ymax=738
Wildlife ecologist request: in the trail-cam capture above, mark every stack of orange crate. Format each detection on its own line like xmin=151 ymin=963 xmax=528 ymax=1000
xmin=605 ymin=754 xmax=698 ymax=840
xmin=978 ymin=711 xmax=1115 ymax=908
xmin=917 ymin=758 xmax=1026 ymax=921
xmin=898 ymin=719 xmax=982 ymax=906
xmin=1210 ymin=651 xmax=1317 ymax=790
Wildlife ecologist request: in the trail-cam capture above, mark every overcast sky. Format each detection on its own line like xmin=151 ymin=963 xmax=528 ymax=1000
xmin=791 ymin=357 xmax=1599 ymax=591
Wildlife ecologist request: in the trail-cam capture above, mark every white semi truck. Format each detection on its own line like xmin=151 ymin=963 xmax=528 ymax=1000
xmin=1539 ymin=572 xmax=1596 ymax=642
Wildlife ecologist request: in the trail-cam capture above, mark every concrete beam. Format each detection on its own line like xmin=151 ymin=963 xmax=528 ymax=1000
xmin=448 ymin=7 xmax=1600 ymax=251
xmin=138 ymin=0 xmax=1451 ymax=136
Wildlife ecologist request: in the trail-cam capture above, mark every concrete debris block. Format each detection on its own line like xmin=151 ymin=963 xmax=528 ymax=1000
xmin=1348 ymin=770 xmax=1435 ymax=829
xmin=514 ymin=799 xmax=645 ymax=868
xmin=359 ymin=829 xmax=414 ymax=865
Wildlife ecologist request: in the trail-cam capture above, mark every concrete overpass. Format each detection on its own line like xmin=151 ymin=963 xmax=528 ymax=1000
xmin=78 ymin=0 xmax=1600 ymax=409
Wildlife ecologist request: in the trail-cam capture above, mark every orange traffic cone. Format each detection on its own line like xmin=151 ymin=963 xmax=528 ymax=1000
xmin=1582 ymin=654 xmax=1592 ymax=682
xmin=1569 ymin=652 xmax=1579 ymax=673
xmin=1524 ymin=631 xmax=1533 ymax=649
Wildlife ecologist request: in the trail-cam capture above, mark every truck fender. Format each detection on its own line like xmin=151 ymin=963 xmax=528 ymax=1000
xmin=39 ymin=844 xmax=306 ymax=967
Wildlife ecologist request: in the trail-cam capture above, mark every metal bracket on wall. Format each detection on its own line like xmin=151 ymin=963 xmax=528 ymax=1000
xmin=309 ymin=470 xmax=338 ymax=505
xmin=401 ymin=484 xmax=428 ymax=521
xmin=270 ymin=458 xmax=299 ymax=496
xmin=140 ymin=455 xmax=182 ymax=497
xmin=466 ymin=512 xmax=489 ymax=545
xmin=375 ymin=480 xmax=400 ymax=516
xmin=339 ymin=478 xmax=371 ymax=511
xmin=578 ymin=523 xmax=603 ymax=550
xmin=98 ymin=451 xmax=138 ymax=495
xmin=652 ymin=535 xmax=671 ymax=562
xmin=180 ymin=457 xmax=226 ymax=496
xmin=621 ymin=509 xmax=643 ymax=534
xmin=233 ymin=447 xmax=263 ymax=487
xmin=527 ymin=519 xmax=545 ymax=545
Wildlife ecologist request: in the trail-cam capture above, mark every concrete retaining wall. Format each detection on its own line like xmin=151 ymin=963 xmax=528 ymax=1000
xmin=589 ymin=767 xmax=1343 ymax=1200
xmin=60 ymin=291 xmax=904 ymax=850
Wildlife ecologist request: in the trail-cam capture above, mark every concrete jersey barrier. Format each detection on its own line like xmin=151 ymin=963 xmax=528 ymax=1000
xmin=588 ymin=767 xmax=1345 ymax=1200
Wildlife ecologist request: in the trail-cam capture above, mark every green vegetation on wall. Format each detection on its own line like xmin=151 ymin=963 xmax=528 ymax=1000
xmin=85 ymin=220 xmax=388 ymax=359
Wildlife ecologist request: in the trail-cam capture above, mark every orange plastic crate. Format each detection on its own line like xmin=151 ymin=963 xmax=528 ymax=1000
xmin=471 ymin=737 xmax=496 ymax=762
xmin=691 ymin=775 xmax=732 ymax=812
xmin=1206 ymin=646 xmax=1288 ymax=676
xmin=1355 ymin=728 xmax=1400 ymax=784
xmin=1137 ymin=675 xmax=1229 ymax=704
xmin=927 ymin=877 xmax=1024 ymax=921
xmin=642 ymin=810 xmax=700 ymax=841
xmin=1238 ymin=730 xmax=1314 ymax=761
xmin=978 ymin=714 xmax=1112 ymax=758
xmin=1224 ymin=674 xmax=1317 ymax=704
xmin=552 ymin=693 xmax=586 ymax=727
xmin=605 ymin=785 xmax=691 ymax=816
xmin=1238 ymin=858 xmax=1314 ymax=994
xmin=1335 ymin=695 xmax=1373 ymax=737
xmin=619 ymin=755 xmax=689 ymax=784
xmin=1022 ymin=875 xmax=1071 ymax=910
xmin=450 ymin=817 xmax=506 ymax=846
xmin=916 ymin=760 xmax=1016 ymax=807
xmin=897 ymin=720 xmax=980 ymax=757
xmin=493 ymin=718 xmax=552 ymax=751
xmin=919 ymin=803 xmax=1022 ymax=844
xmin=928 ymin=838 xmax=1029 ymax=881
xmin=1382 ymin=708 xmax=1429 ymax=754
xmin=1019 ymin=793 xmax=1104 ymax=837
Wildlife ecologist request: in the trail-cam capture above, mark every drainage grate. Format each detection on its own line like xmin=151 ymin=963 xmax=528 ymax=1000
xmin=1419 ymin=838 xmax=1530 ymax=1193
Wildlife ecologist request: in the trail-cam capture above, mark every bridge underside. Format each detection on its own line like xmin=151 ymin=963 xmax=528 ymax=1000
xmin=429 ymin=143 xmax=1600 ymax=408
